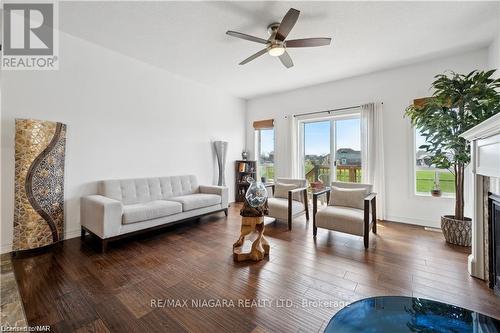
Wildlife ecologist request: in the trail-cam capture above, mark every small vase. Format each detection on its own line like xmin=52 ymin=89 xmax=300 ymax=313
xmin=431 ymin=189 xmax=442 ymax=197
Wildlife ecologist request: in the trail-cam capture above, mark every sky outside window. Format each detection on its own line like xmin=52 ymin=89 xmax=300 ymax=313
xmin=259 ymin=129 xmax=274 ymax=155
xmin=304 ymin=118 xmax=360 ymax=155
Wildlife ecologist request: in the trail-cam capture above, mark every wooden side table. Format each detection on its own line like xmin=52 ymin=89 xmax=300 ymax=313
xmin=233 ymin=216 xmax=269 ymax=262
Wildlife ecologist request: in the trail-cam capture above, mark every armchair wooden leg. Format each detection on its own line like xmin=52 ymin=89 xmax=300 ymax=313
xmin=372 ymin=197 xmax=377 ymax=234
xmin=364 ymin=199 xmax=370 ymax=249
xmin=313 ymin=194 xmax=317 ymax=237
xmin=303 ymin=189 xmax=309 ymax=221
xmin=224 ymin=208 xmax=228 ymax=217
xmin=288 ymin=192 xmax=293 ymax=231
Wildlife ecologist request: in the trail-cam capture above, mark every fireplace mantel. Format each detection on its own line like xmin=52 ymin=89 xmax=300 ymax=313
xmin=461 ymin=113 xmax=500 ymax=279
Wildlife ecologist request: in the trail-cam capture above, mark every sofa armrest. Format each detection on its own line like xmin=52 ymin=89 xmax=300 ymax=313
xmin=80 ymin=195 xmax=123 ymax=239
xmin=199 ymin=185 xmax=229 ymax=208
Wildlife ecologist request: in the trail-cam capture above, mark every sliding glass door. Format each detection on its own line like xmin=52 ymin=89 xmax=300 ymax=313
xmin=300 ymin=114 xmax=361 ymax=186
xmin=303 ymin=120 xmax=332 ymax=186
xmin=334 ymin=118 xmax=362 ymax=182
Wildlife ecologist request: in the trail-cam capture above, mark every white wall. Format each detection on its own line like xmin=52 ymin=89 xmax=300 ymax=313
xmin=489 ymin=28 xmax=500 ymax=76
xmin=246 ymin=48 xmax=489 ymax=228
xmin=0 ymin=32 xmax=246 ymax=253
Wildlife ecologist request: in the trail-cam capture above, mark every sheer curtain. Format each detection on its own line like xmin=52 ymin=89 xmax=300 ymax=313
xmin=361 ymin=102 xmax=386 ymax=220
xmin=288 ymin=115 xmax=299 ymax=178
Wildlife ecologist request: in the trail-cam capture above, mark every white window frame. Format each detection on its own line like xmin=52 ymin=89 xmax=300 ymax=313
xmin=297 ymin=110 xmax=361 ymax=181
xmin=412 ymin=127 xmax=456 ymax=198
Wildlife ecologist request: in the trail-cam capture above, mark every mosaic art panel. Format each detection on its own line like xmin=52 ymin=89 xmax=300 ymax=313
xmin=13 ymin=119 xmax=66 ymax=251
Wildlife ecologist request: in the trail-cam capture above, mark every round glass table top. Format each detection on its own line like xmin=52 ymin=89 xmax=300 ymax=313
xmin=324 ymin=296 xmax=500 ymax=333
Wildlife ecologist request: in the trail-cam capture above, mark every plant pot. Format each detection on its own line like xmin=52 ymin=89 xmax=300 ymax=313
xmin=430 ymin=189 xmax=442 ymax=197
xmin=441 ymin=215 xmax=472 ymax=247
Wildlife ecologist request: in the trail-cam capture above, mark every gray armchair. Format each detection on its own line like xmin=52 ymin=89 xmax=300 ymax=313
xmin=313 ymin=181 xmax=377 ymax=248
xmin=266 ymin=178 xmax=309 ymax=230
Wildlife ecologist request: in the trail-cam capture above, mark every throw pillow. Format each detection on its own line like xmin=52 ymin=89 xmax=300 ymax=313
xmin=329 ymin=186 xmax=366 ymax=210
xmin=274 ymin=183 xmax=298 ymax=199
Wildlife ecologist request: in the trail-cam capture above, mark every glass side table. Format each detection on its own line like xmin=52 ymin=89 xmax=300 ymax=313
xmin=324 ymin=296 xmax=500 ymax=333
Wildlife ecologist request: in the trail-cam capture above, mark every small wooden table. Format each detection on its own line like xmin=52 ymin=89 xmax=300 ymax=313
xmin=233 ymin=216 xmax=270 ymax=262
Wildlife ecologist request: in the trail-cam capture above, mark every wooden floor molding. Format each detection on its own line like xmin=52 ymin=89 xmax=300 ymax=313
xmin=11 ymin=203 xmax=500 ymax=332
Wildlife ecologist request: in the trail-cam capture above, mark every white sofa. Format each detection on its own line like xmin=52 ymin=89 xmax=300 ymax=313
xmin=80 ymin=175 xmax=228 ymax=251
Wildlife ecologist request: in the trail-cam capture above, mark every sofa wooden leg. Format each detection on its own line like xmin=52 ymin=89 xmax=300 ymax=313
xmin=224 ymin=208 xmax=228 ymax=217
xmin=372 ymin=219 xmax=377 ymax=234
xmin=101 ymin=240 xmax=108 ymax=253
xmin=364 ymin=233 xmax=369 ymax=249
xmin=80 ymin=227 xmax=86 ymax=240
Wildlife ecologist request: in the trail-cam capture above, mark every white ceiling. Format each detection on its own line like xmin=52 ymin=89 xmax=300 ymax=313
xmin=60 ymin=1 xmax=499 ymax=99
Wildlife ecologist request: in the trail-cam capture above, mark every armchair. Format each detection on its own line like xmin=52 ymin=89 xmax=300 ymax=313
xmin=313 ymin=181 xmax=377 ymax=248
xmin=265 ymin=178 xmax=309 ymax=230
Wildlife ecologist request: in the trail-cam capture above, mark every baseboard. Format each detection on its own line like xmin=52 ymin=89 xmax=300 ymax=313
xmin=384 ymin=215 xmax=440 ymax=228
xmin=1 ymin=243 xmax=13 ymax=254
xmin=424 ymin=227 xmax=442 ymax=232
xmin=0 ymin=228 xmax=82 ymax=255
xmin=64 ymin=229 xmax=82 ymax=240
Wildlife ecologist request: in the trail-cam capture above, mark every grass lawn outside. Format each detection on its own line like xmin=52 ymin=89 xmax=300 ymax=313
xmin=416 ymin=170 xmax=455 ymax=194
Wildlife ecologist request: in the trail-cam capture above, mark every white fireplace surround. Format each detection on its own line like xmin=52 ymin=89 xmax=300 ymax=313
xmin=461 ymin=113 xmax=500 ymax=280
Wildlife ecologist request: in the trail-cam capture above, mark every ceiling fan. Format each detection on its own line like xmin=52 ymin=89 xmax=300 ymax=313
xmin=226 ymin=8 xmax=331 ymax=69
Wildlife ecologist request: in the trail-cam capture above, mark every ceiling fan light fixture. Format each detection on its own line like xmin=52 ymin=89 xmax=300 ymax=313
xmin=268 ymin=45 xmax=285 ymax=57
xmin=227 ymin=8 xmax=331 ymax=68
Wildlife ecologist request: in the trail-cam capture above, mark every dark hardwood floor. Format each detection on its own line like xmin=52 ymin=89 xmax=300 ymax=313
xmin=11 ymin=203 xmax=500 ymax=332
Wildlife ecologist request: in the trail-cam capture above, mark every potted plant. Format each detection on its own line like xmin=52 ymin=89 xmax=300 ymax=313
xmin=405 ymin=70 xmax=500 ymax=246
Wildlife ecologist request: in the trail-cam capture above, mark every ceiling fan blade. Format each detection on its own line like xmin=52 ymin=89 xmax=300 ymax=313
xmin=276 ymin=8 xmax=300 ymax=41
xmin=278 ymin=51 xmax=294 ymax=69
xmin=226 ymin=31 xmax=268 ymax=44
xmin=239 ymin=48 xmax=268 ymax=65
xmin=286 ymin=38 xmax=332 ymax=48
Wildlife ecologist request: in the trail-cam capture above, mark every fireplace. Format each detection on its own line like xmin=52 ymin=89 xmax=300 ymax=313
xmin=489 ymin=193 xmax=500 ymax=295
xmin=461 ymin=113 xmax=500 ymax=280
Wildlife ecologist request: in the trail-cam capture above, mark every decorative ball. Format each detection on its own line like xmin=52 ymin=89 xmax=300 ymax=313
xmin=245 ymin=177 xmax=268 ymax=208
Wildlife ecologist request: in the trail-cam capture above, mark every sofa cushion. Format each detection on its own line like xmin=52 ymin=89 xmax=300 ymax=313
xmin=169 ymin=193 xmax=221 ymax=211
xmin=329 ymin=186 xmax=367 ymax=210
xmin=267 ymin=197 xmax=305 ymax=220
xmin=122 ymin=200 xmax=182 ymax=225
xmin=316 ymin=206 xmax=366 ymax=236
xmin=99 ymin=175 xmax=199 ymax=205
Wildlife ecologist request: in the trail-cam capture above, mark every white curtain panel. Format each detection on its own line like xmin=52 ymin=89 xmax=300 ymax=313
xmin=288 ymin=114 xmax=300 ymax=178
xmin=361 ymin=102 xmax=386 ymax=220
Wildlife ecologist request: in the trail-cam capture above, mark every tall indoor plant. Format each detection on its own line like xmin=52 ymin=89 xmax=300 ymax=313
xmin=405 ymin=70 xmax=500 ymax=246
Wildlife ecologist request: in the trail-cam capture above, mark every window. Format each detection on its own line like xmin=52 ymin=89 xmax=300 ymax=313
xmin=300 ymin=113 xmax=362 ymax=187
xmin=415 ymin=129 xmax=455 ymax=196
xmin=255 ymin=128 xmax=275 ymax=182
